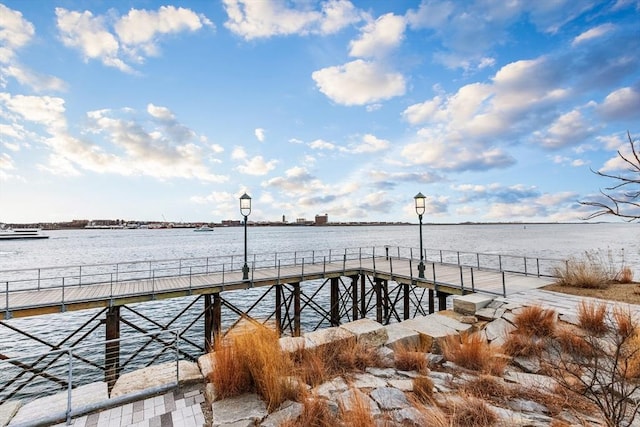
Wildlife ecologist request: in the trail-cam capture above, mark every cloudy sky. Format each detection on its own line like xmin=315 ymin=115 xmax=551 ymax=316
xmin=0 ymin=1 xmax=638 ymax=224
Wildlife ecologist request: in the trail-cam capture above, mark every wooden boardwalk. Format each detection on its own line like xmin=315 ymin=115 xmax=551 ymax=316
xmin=0 ymin=255 xmax=556 ymax=320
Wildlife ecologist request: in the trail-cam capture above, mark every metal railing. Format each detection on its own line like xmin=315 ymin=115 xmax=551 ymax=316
xmin=0 ymin=246 xmax=565 ymax=314
xmin=0 ymin=329 xmax=182 ymax=426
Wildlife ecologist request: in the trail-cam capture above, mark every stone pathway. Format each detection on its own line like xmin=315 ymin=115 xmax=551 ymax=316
xmin=51 ymin=384 xmax=207 ymax=427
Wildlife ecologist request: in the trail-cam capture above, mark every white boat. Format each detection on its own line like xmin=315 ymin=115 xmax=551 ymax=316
xmin=0 ymin=227 xmax=49 ymax=240
xmin=194 ymin=225 xmax=214 ymax=232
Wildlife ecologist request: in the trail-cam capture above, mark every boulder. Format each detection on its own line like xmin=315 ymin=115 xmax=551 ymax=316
xmin=303 ymin=327 xmax=355 ymax=351
xmin=453 ymin=294 xmax=494 ymax=315
xmin=401 ymin=315 xmax=459 ymax=352
xmin=340 ymin=318 xmax=388 ymax=348
xmin=279 ymin=336 xmax=305 ymax=354
xmin=370 ymin=387 xmax=411 ymax=410
xmin=211 ymin=393 xmax=267 ymax=426
xmin=384 ymin=322 xmax=420 ymax=351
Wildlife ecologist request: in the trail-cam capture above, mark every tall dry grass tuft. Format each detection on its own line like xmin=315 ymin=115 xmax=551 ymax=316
xmin=208 ymin=340 xmax=252 ymax=399
xmin=414 ymin=406 xmax=450 ymax=427
xmin=412 ymin=375 xmax=434 ymax=402
xmin=460 ymin=375 xmax=509 ymax=401
xmin=513 ymin=305 xmax=557 ymax=337
xmin=442 ymin=333 xmax=506 ymax=375
xmin=394 ymin=343 xmax=429 ymax=374
xmin=339 ymin=388 xmax=375 ymax=427
xmin=442 ymin=394 xmax=498 ymax=427
xmin=554 ymin=326 xmax=594 ymax=359
xmin=281 ymin=396 xmax=338 ymax=427
xmin=233 ymin=324 xmax=299 ymax=412
xmin=618 ymin=266 xmax=634 ymax=284
xmin=577 ymin=301 xmax=608 ymax=336
xmin=503 ymin=333 xmax=546 ymax=358
xmin=553 ymin=251 xmax=617 ymax=289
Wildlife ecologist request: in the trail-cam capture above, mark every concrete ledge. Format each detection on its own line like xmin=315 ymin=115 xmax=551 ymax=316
xmin=400 ymin=315 xmax=459 ymax=352
xmin=383 ymin=322 xmax=420 ymax=350
xmin=0 ymin=400 xmax=21 ymax=427
xmin=111 ymin=360 xmax=202 ymax=398
xmin=279 ymin=336 xmax=305 ymax=354
xmin=340 ymin=318 xmax=388 ymax=347
xmin=453 ymin=294 xmax=495 ymax=315
xmin=303 ymin=326 xmax=355 ymax=351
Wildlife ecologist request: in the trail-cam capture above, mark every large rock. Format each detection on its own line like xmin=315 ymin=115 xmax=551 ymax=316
xmin=279 ymin=336 xmax=305 ymax=354
xmin=110 ymin=360 xmax=202 ymax=398
xmin=339 ymin=318 xmax=388 ymax=347
xmin=384 ymin=322 xmax=420 ymax=350
xmin=198 ymin=353 xmax=215 ymax=380
xmin=484 ymin=318 xmax=516 ymax=344
xmin=303 ymin=327 xmax=355 ymax=351
xmin=260 ymin=400 xmax=303 ymax=427
xmin=429 ymin=312 xmax=474 ymax=334
xmin=211 ymin=393 xmax=267 ymax=426
xmin=0 ymin=400 xmax=21 ymax=427
xmin=9 ymin=382 xmax=107 ymax=426
xmin=453 ymin=294 xmax=494 ymax=315
xmin=370 ymin=387 xmax=411 ymax=410
xmin=336 ymin=388 xmax=380 ymax=416
xmin=400 ymin=315 xmax=460 ymax=352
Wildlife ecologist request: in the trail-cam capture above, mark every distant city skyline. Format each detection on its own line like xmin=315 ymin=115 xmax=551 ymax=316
xmin=1 ymin=1 xmax=638 ymax=224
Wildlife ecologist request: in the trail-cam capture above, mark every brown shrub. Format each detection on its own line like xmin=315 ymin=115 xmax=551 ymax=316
xmin=514 ymin=305 xmax=556 ymax=337
xmin=339 ymin=389 xmax=375 ymax=427
xmin=554 ymin=327 xmax=594 ymax=359
xmin=553 ymin=251 xmax=616 ymax=289
xmin=460 ymin=375 xmax=509 ymax=401
xmin=442 ymin=333 xmax=506 ymax=375
xmin=208 ymin=341 xmax=252 ymax=399
xmin=412 ymin=375 xmax=434 ymax=402
xmin=577 ymin=300 xmax=608 ymax=336
xmin=503 ymin=332 xmax=545 ymax=358
xmin=394 ymin=344 xmax=428 ymax=374
xmin=281 ymin=397 xmax=338 ymax=427
xmin=442 ymin=394 xmax=498 ymax=427
xmin=618 ymin=266 xmax=634 ymax=283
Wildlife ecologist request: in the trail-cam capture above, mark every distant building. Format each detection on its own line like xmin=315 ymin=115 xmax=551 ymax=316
xmin=315 ymin=214 xmax=328 ymax=225
xmin=221 ymin=220 xmax=242 ymax=226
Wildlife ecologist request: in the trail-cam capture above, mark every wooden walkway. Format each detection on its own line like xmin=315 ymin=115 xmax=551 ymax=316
xmin=0 ymin=255 xmax=555 ymax=320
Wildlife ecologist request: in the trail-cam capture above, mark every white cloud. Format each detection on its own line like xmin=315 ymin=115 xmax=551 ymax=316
xmin=56 ymin=6 xmax=212 ymax=72
xmin=349 ymin=13 xmax=405 ymax=58
xmin=597 ymin=86 xmax=640 ymax=119
xmin=254 ymin=128 xmax=266 ymax=142
xmin=236 ymin=155 xmax=278 ymax=175
xmin=348 ymin=134 xmax=389 ymax=153
xmin=222 ymin=0 xmax=361 ymax=40
xmin=231 ymin=146 xmax=247 ymax=159
xmin=534 ymin=110 xmax=597 ymax=149
xmin=309 ymin=139 xmax=336 ymax=150
xmin=312 ymin=59 xmax=406 ymax=106
xmin=0 ymin=4 xmax=35 ymax=61
xmin=572 ymin=23 xmax=616 ymax=46
xmin=402 ymin=96 xmax=443 ymax=125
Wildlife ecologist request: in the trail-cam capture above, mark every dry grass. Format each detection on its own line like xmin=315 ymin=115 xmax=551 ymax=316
xmin=208 ymin=340 xmax=252 ymax=399
xmin=442 ymin=333 xmax=506 ymax=375
xmin=441 ymin=394 xmax=498 ymax=427
xmin=552 ymin=251 xmax=617 ymax=289
xmin=502 ymin=332 xmax=546 ymax=358
xmin=577 ymin=300 xmax=608 ymax=336
xmin=412 ymin=375 xmax=434 ymax=402
xmin=459 ymin=375 xmax=509 ymax=401
xmin=554 ymin=326 xmax=594 ymax=359
xmin=394 ymin=344 xmax=429 ymax=374
xmin=513 ymin=305 xmax=556 ymax=337
xmin=281 ymin=396 xmax=338 ymax=427
xmin=618 ymin=266 xmax=634 ymax=284
xmin=415 ymin=406 xmax=451 ymax=427
xmin=339 ymin=388 xmax=375 ymax=427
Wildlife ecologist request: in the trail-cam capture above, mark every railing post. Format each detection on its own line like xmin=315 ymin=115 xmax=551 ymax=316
xmin=410 ymin=247 xmax=413 ymax=260
xmin=301 ymin=258 xmax=305 ymax=278
xmin=175 ymin=331 xmax=180 ymax=385
xmin=471 ymin=268 xmax=475 ymax=292
xmin=38 ymin=269 xmax=41 ymax=290
xmin=457 ymin=251 xmax=460 ymax=266
xmin=5 ymin=281 xmax=9 ymax=319
xmin=62 ymin=277 xmax=65 ymax=309
xmin=476 ymin=253 xmax=480 ymax=269
xmin=152 ymin=271 xmax=155 ymax=299
xmin=439 ymin=250 xmax=443 ymax=263
xmin=524 ymin=257 xmax=528 ymax=275
xmin=66 ymin=349 xmax=73 ymax=425
xmin=385 ymin=246 xmax=389 ymax=260
xmin=222 ymin=263 xmax=225 ymax=285
xmin=536 ymin=258 xmax=540 ymax=277
xmin=294 ymin=251 xmax=297 ymax=265
xmin=329 ymin=249 xmax=332 ymax=262
xmin=323 ymin=256 xmax=326 ymax=276
xmin=502 ymin=271 xmax=506 ymax=297
xmin=274 ymin=253 xmax=277 ymax=268
xmin=459 ymin=266 xmax=464 ymax=293
xmin=312 ymin=250 xmax=315 ymax=264
xmin=342 ymin=254 xmax=346 ymax=275
xmin=278 ymin=260 xmax=281 ymax=281
xmin=498 ymin=255 xmax=502 ymax=271
xmin=110 ymin=273 xmax=113 ymax=298
xmin=189 ymin=266 xmax=192 ymax=293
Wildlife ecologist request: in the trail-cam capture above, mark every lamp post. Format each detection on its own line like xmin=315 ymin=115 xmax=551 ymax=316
xmin=240 ymin=193 xmax=251 ymax=280
xmin=414 ymin=192 xmax=426 ymax=278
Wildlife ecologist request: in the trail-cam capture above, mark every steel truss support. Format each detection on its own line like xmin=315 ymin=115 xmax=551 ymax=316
xmin=105 ymin=306 xmax=120 ymax=392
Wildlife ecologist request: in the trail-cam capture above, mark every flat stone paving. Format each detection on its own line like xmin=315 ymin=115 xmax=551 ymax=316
xmin=51 ymin=383 xmax=207 ymax=427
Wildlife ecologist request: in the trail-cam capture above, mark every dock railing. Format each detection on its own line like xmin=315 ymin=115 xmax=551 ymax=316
xmin=0 ymin=246 xmax=565 ymax=310
xmin=0 ymin=329 xmax=182 ymax=426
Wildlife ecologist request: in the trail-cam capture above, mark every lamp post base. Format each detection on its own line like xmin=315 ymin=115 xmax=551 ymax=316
xmin=418 ymin=261 xmax=425 ymax=278
xmin=242 ymin=264 xmax=249 ymax=280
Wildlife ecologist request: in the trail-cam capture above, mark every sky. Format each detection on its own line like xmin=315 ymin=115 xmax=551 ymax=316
xmin=0 ymin=0 xmax=639 ymax=224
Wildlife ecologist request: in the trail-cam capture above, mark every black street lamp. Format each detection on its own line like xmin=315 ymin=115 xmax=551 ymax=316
xmin=240 ymin=193 xmax=251 ymax=280
xmin=414 ymin=192 xmax=426 ymax=278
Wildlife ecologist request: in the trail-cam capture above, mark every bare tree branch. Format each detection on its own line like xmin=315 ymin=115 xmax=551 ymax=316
xmin=580 ymin=131 xmax=640 ymax=222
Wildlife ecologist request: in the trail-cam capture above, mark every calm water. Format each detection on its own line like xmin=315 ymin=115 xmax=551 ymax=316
xmin=0 ymin=223 xmax=638 ymax=399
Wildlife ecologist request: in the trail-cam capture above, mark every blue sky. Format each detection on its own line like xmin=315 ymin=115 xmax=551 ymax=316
xmin=0 ymin=1 xmax=638 ymax=224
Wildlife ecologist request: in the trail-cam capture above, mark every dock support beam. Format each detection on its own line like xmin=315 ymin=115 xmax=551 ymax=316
xmin=351 ymin=276 xmax=358 ymax=321
xmin=374 ymin=278 xmax=383 ymax=323
xmin=204 ymin=294 xmax=214 ymax=352
xmin=428 ymin=289 xmax=434 ymax=314
xmin=275 ymin=284 xmax=282 ymax=334
xmin=437 ymin=292 xmax=448 ymax=311
xmin=403 ymin=283 xmax=410 ymax=320
xmin=105 ymin=306 xmax=120 ymax=393
xmin=330 ymin=277 xmax=340 ymax=327
xmin=360 ymin=274 xmax=366 ymax=319
xmin=293 ymin=283 xmax=301 ymax=337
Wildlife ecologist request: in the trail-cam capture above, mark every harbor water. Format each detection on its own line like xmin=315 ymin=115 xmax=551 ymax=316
xmin=0 ymin=223 xmax=638 ymax=400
